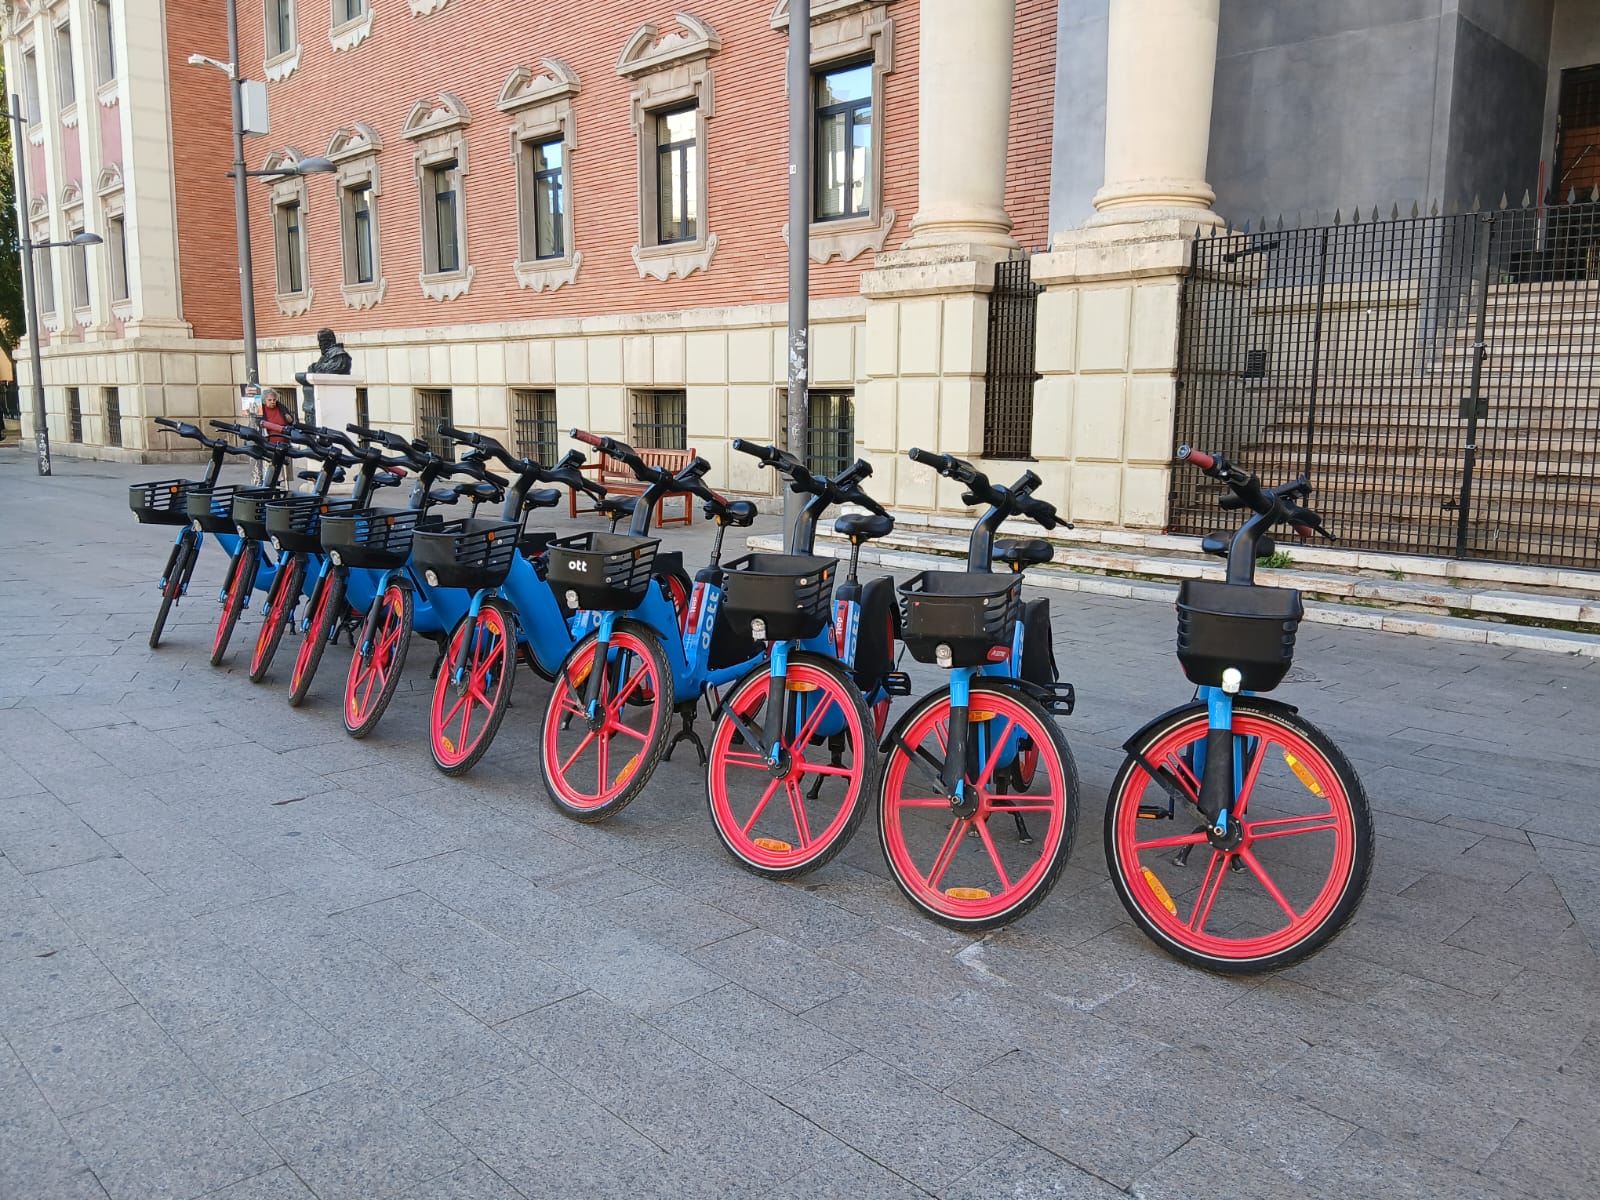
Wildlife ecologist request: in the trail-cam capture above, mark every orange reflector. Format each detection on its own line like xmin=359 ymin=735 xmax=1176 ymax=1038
xmin=786 ymin=680 xmax=819 ymax=693
xmin=348 ymin=697 xmax=359 ymax=719
xmin=1283 ymin=752 xmax=1325 ymax=797
xmin=440 ymin=735 xmax=456 ymax=755
xmin=615 ymin=754 xmax=640 ymax=786
xmin=968 ymin=711 xmax=996 ymax=723
xmin=754 ymin=837 xmax=793 ymax=852
xmin=1142 ymin=867 xmax=1178 ymax=915
xmin=945 ymin=886 xmax=991 ymax=900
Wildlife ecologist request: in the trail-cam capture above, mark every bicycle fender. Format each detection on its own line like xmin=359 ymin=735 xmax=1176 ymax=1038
xmin=1119 ymin=695 xmax=1300 ymax=755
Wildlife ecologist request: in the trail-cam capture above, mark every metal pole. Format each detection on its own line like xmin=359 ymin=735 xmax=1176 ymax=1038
xmin=1302 ymin=227 xmax=1329 ymax=482
xmin=1454 ymin=213 xmax=1494 ymax=559
xmin=226 ymin=0 xmax=257 ymax=390
xmin=782 ymin=0 xmax=811 ymax=549
xmin=11 ymin=95 xmax=50 ymax=476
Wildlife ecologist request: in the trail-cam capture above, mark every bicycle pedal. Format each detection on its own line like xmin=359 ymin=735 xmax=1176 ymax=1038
xmin=1137 ymin=805 xmax=1170 ymax=821
xmin=1039 ymin=681 xmax=1076 ymax=716
xmin=882 ymin=672 xmax=913 ymax=697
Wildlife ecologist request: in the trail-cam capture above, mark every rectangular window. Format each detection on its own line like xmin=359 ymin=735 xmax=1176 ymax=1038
xmin=336 ymin=0 xmax=366 ymax=22
xmin=355 ymin=386 xmax=369 ymax=430
xmin=415 ymin=388 xmax=453 ymax=459
xmin=632 ymin=389 xmax=687 ymax=451
xmin=94 ymin=0 xmax=115 ymax=84
xmin=104 ymin=387 xmax=122 ymax=448
xmin=805 ymin=390 xmax=855 ymax=479
xmin=267 ymin=0 xmax=295 ymax=59
xmin=426 ymin=160 xmax=460 ymax=274
xmin=54 ymin=21 xmax=75 ymax=108
xmin=343 ymin=182 xmax=374 ymax=284
xmin=23 ymin=49 xmax=41 ymax=124
xmin=981 ymin=258 xmax=1041 ymax=460
xmin=654 ymin=108 xmax=697 ymax=245
xmin=275 ymin=201 xmax=304 ymax=294
xmin=66 ymin=387 xmax=81 ymax=443
xmin=814 ymin=62 xmax=871 ymax=221
xmin=511 ymin=388 xmax=558 ymax=464
xmin=68 ymin=223 xmax=90 ymax=309
xmin=34 ymin=234 xmax=54 ymax=313
xmin=519 ymin=139 xmax=565 ymax=261
xmin=108 ymin=213 xmax=128 ymax=301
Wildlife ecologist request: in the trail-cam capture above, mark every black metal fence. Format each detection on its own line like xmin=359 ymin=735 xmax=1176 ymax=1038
xmin=984 ymin=256 xmax=1042 ymax=459
xmin=1173 ymin=197 xmax=1600 ymax=567
xmin=415 ymin=388 xmax=453 ymax=459
xmin=805 ymin=389 xmax=854 ymax=479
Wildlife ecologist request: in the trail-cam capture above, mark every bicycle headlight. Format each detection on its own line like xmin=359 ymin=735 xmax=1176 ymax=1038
xmin=270 ymin=536 xmax=281 ymax=551
xmin=330 ymin=550 xmax=343 ymax=567
xmin=425 ymin=570 xmax=440 ymax=587
xmin=565 ymin=590 xmax=580 ymax=609
xmin=750 ymin=618 xmax=767 ymax=641
xmin=935 ymin=643 xmax=954 ymax=668
xmin=190 ymin=519 xmax=202 ymax=533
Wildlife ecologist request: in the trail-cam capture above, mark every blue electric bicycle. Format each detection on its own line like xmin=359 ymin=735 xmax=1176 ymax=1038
xmin=537 ymin=429 xmax=764 ymax=820
xmin=699 ymin=438 xmax=910 ymax=879
xmin=1103 ymin=446 xmax=1373 ymax=973
xmin=876 ymin=449 xmax=1081 ymax=930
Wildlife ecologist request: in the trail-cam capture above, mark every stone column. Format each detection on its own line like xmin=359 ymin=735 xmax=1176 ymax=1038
xmin=903 ymin=0 xmax=1018 ymax=251
xmin=1089 ymin=0 xmax=1224 ymax=229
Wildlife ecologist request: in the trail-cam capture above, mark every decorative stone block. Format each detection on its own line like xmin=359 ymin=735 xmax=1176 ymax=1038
xmin=856 ymin=379 xmax=896 ymax=450
xmin=812 ymin=322 xmax=855 ymax=385
xmin=623 ymin=336 xmax=652 ymax=384
xmin=1121 ymin=465 xmax=1170 ymax=529
xmin=586 ymin=337 xmax=621 ymax=385
xmin=1077 ymin=286 xmax=1131 ymax=372
xmin=1030 ymin=376 xmax=1073 ymax=460
xmin=1071 ymin=461 xmax=1123 ymax=524
xmin=587 ymin=386 xmax=624 ymax=434
xmin=687 ymin=385 xmax=726 ymax=438
xmin=1072 ymin=376 xmax=1127 ymax=461
xmin=476 ymin=344 xmax=506 ymax=385
xmin=727 ymin=386 xmax=774 ymax=439
xmin=1034 ymin=288 xmax=1077 ymax=374
xmin=864 ymin=301 xmax=898 ymax=380
xmin=1124 ymin=377 xmax=1175 ymax=463
xmin=686 ymin=332 xmax=727 ymax=384
xmin=555 ymin=338 xmax=587 ymax=385
xmin=728 ymin=329 xmax=772 ymax=384
xmin=896 ymin=377 xmax=938 ymax=452
xmin=654 ymin=334 xmax=686 ymax=385
xmin=555 ymin=385 xmax=590 ymax=432
xmin=940 ymin=295 xmax=985 ymax=377
xmin=503 ymin=340 xmax=530 ymax=385
xmin=1130 ymin=282 xmax=1181 ymax=370
xmin=479 ymin=387 xmax=508 ymax=431
xmin=898 ymin=299 xmax=942 ymax=376
xmin=937 ymin=377 xmax=983 ymax=458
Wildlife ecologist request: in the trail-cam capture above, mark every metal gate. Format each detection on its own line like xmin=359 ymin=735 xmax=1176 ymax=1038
xmin=983 ymin=256 xmax=1042 ymax=460
xmin=1172 ymin=198 xmax=1600 ymax=567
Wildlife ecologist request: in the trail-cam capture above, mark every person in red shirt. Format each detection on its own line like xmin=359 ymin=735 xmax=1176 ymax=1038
xmin=260 ymin=388 xmax=291 ymax=445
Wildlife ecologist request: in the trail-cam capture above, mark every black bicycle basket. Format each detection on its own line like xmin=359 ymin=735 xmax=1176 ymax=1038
xmin=231 ymin=488 xmax=295 ymax=541
xmin=545 ymin=532 xmax=660 ymax=612
xmin=1175 ymin=580 xmax=1303 ymax=692
xmin=720 ymin=554 xmax=836 ymax=641
xmin=321 ymin=507 xmax=443 ymax=570
xmin=186 ymin=484 xmax=256 ymax=534
xmin=898 ymin=571 xmax=1022 ymax=667
xmin=265 ymin=495 xmax=359 ymax=555
xmin=411 ymin=519 xmax=521 ymax=590
xmin=129 ymin=479 xmax=198 ymax=526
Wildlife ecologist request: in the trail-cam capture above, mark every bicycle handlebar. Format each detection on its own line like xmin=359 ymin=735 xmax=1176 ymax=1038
xmin=908 ymin=447 xmax=1067 ymax=532
xmin=1176 ymin=445 xmax=1332 ymax=540
xmin=731 ymin=438 xmax=887 ymax=516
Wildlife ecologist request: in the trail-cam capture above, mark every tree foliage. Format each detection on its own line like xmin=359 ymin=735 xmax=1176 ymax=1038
xmin=0 ymin=64 xmax=24 ymax=368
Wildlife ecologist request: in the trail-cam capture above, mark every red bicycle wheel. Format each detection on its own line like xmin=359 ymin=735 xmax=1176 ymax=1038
xmin=288 ymin=570 xmax=346 ymax=708
xmin=539 ymin=622 xmax=672 ymax=822
xmin=878 ymin=682 xmax=1078 ymax=931
xmin=1104 ymin=702 xmax=1373 ymax=973
xmin=344 ymin=582 xmax=412 ymax=738
xmin=429 ymin=600 xmax=516 ymax=776
xmin=249 ymin=555 xmax=302 ymax=682
xmin=210 ymin=543 xmax=256 ymax=667
xmin=706 ymin=655 xmax=877 ymax=879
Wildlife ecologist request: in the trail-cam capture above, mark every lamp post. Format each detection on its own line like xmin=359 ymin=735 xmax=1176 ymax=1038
xmin=5 ymin=94 xmax=102 ymax=476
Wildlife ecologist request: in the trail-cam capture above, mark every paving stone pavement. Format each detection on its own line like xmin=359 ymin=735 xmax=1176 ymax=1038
xmin=1 ymin=446 xmax=1597 ymax=1199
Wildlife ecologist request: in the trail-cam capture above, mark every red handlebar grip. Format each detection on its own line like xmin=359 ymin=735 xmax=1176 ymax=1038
xmin=570 ymin=428 xmax=602 ymax=448
xmin=1180 ymin=447 xmax=1216 ymax=470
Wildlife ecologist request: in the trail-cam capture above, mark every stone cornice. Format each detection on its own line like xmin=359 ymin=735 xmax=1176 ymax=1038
xmin=402 ymin=93 xmax=471 ymax=140
xmin=616 ymin=14 xmax=719 ymax=79
xmin=497 ymin=60 xmax=580 ymax=113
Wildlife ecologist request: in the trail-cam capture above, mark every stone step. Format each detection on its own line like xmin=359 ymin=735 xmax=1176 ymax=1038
xmin=745 ymin=534 xmax=1600 ymax=659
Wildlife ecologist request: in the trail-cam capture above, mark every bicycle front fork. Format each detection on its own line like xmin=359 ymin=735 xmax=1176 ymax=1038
xmin=1195 ymin=672 xmax=1246 ymax=849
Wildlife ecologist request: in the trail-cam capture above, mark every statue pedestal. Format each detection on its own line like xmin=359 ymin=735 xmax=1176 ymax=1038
xmin=306 ymin=374 xmax=362 ymax=434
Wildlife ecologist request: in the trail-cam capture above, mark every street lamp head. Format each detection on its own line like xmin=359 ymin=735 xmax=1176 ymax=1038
xmin=186 ymin=52 xmax=236 ymax=78
xmin=294 ymin=157 xmax=337 ymax=176
xmin=68 ymin=232 xmax=104 ymax=247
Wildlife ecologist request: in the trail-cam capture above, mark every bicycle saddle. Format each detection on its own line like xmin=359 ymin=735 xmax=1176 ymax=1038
xmin=835 ymin=512 xmax=894 ymax=542
xmin=1200 ymin=530 xmax=1277 ymax=560
xmin=710 ymin=499 xmax=758 ymax=528
xmin=524 ymin=488 xmax=563 ymax=510
xmin=595 ymin=496 xmax=637 ymax=517
xmin=994 ymin=538 xmax=1054 ymax=568
xmin=455 ymin=481 xmax=502 ymax=503
xmin=425 ymin=488 xmax=462 ymax=505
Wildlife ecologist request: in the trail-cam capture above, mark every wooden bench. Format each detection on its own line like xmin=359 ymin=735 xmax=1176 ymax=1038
xmin=569 ymin=446 xmax=696 ymax=527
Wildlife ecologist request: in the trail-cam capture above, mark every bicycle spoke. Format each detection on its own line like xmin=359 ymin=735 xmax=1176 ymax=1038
xmin=609 ymin=721 xmax=651 ymax=745
xmin=790 ymin=693 xmax=837 ymax=751
xmin=740 ymin=779 xmax=782 ymax=836
xmin=970 ymin=717 xmax=1016 ymax=793
xmin=1134 ymin=830 xmax=1212 ymax=852
xmin=796 ymin=761 xmax=854 ymax=778
xmin=786 ymin=781 xmax=813 ymax=848
xmin=1246 ymin=814 xmax=1342 ymax=841
xmin=974 ymin=818 xmax=1013 ymax=892
xmin=1237 ymin=847 xmax=1301 ymax=922
xmin=894 ymin=796 xmax=950 ymax=808
xmin=983 ymin=796 xmax=1058 ymax=811
xmin=597 ymin=726 xmax=610 ymax=794
xmin=721 ymin=750 xmax=770 ymax=770
xmin=612 ymin=659 xmax=651 ymax=708
xmin=1231 ymin=733 xmax=1270 ymax=815
xmin=926 ymin=819 xmax=967 ymax=891
xmin=559 ymin=730 xmax=597 ymax=776
xmin=1188 ymin=852 xmax=1228 ymax=933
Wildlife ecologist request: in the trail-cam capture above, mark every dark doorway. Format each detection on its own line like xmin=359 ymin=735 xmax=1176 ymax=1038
xmin=1554 ymin=64 xmax=1600 ymax=200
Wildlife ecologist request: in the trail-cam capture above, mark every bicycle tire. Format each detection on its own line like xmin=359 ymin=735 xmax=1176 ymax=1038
xmin=249 ymin=554 xmax=303 ymax=682
xmin=878 ymin=680 xmax=1079 ymax=932
xmin=210 ymin=542 xmax=257 ymax=668
xmin=149 ymin=531 xmax=195 ymax=650
xmin=1104 ymin=700 xmax=1373 ymax=974
xmin=539 ymin=619 xmax=673 ymax=823
xmin=706 ymin=653 xmax=878 ymax=880
xmin=288 ymin=569 xmax=346 ymax=708
xmin=429 ymin=598 xmax=517 ymax=776
xmin=344 ymin=581 xmax=412 ymax=738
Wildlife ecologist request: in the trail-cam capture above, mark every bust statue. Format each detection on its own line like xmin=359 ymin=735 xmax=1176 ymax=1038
xmin=294 ymin=328 xmax=353 ymax=427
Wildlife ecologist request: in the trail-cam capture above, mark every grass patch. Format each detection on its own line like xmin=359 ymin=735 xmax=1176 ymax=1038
xmin=1261 ymin=550 xmax=1295 ymax=569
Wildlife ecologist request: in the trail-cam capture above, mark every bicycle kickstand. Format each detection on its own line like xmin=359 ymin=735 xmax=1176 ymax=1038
xmin=806 ymin=734 xmax=847 ymax=800
xmin=664 ymin=703 xmax=707 ymax=764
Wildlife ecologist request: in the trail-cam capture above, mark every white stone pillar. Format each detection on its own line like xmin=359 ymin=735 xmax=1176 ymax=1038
xmin=1089 ymin=0 xmax=1224 ymax=229
xmin=903 ymin=0 xmax=1018 ymax=251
